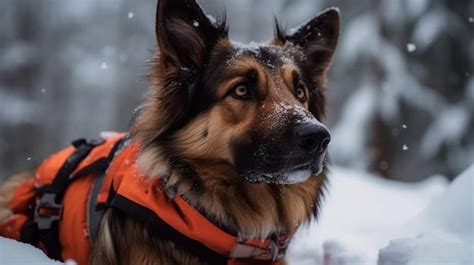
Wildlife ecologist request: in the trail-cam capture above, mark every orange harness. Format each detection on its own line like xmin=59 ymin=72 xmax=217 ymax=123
xmin=0 ymin=134 xmax=290 ymax=265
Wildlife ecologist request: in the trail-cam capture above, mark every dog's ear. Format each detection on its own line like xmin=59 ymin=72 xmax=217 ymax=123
xmin=156 ymin=0 xmax=227 ymax=71
xmin=274 ymin=8 xmax=340 ymax=74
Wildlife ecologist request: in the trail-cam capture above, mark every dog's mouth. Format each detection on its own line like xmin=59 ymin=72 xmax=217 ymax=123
xmin=243 ymin=160 xmax=325 ymax=185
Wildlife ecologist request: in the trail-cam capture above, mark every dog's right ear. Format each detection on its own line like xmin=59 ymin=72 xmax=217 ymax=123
xmin=274 ymin=8 xmax=340 ymax=75
xmin=156 ymin=0 xmax=227 ymax=71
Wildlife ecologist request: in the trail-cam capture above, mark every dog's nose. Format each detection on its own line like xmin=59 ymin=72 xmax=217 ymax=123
xmin=294 ymin=124 xmax=331 ymax=154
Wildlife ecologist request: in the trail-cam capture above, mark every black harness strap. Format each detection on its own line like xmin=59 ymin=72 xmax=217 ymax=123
xmin=109 ymin=194 xmax=229 ymax=265
xmin=34 ymin=138 xmax=104 ymax=261
xmin=32 ymin=136 xmax=130 ymax=261
xmin=85 ymin=136 xmax=130 ymax=243
xmin=35 ymin=138 xmax=104 ymax=201
xmin=87 ymin=171 xmax=106 ymax=243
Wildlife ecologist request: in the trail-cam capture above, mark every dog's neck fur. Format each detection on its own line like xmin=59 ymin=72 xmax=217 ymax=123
xmin=136 ymin=143 xmax=326 ymax=240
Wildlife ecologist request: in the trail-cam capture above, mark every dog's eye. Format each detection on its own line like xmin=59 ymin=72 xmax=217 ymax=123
xmin=295 ymin=84 xmax=307 ymax=102
xmin=232 ymin=85 xmax=250 ymax=99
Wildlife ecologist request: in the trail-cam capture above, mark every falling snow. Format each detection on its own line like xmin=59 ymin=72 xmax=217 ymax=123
xmin=402 ymin=144 xmax=409 ymax=151
xmin=100 ymin=62 xmax=108 ymax=70
xmin=406 ymin=43 xmax=416 ymax=52
xmin=128 ymin=12 xmax=134 ymax=19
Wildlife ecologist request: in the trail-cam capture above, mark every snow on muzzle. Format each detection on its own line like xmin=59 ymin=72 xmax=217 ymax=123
xmin=237 ymin=103 xmax=330 ymax=184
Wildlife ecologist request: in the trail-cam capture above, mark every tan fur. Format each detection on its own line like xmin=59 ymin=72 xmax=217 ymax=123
xmin=0 ymin=171 xmax=35 ymax=221
xmin=90 ymin=210 xmax=208 ymax=265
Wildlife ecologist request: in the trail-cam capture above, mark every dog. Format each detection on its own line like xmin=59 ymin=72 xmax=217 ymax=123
xmin=0 ymin=0 xmax=340 ymax=264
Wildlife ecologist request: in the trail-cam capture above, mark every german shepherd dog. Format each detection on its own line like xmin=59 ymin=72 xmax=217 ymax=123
xmin=0 ymin=0 xmax=339 ymax=264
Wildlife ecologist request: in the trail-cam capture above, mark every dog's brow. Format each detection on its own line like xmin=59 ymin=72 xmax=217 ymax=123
xmin=279 ymin=64 xmax=298 ymax=92
xmin=226 ymin=67 xmax=257 ymax=79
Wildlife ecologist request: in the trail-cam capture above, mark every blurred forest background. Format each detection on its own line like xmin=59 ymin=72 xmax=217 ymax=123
xmin=0 ymin=0 xmax=473 ymax=182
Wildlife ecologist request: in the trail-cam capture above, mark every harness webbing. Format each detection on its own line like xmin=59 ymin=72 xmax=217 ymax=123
xmin=86 ymin=136 xmax=130 ymax=242
xmin=109 ymin=194 xmax=229 ymax=265
xmin=32 ymin=136 xmax=127 ymax=261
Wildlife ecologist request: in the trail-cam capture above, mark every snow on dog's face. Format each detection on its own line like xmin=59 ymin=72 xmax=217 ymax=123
xmin=134 ymin=0 xmax=340 ymax=186
xmin=225 ymin=41 xmax=334 ymax=184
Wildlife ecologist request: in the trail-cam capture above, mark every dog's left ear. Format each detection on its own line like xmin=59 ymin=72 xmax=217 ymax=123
xmin=156 ymin=0 xmax=227 ymax=71
xmin=274 ymin=8 xmax=340 ymax=74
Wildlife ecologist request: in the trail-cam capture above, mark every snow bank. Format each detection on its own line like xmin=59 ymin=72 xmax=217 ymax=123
xmin=287 ymin=165 xmax=473 ymax=265
xmin=378 ymin=165 xmax=474 ymax=265
xmin=0 ymin=237 xmax=62 ymax=265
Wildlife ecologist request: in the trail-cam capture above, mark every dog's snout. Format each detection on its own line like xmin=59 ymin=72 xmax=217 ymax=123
xmin=294 ymin=124 xmax=331 ymax=154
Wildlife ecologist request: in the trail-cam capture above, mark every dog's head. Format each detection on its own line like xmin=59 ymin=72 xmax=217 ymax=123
xmin=134 ymin=0 xmax=339 ymax=186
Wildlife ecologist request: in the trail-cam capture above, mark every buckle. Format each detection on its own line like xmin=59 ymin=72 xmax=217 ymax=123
xmin=34 ymin=193 xmax=63 ymax=230
xmin=72 ymin=138 xmax=103 ymax=148
xmin=269 ymin=234 xmax=290 ymax=261
xmin=71 ymin=138 xmax=87 ymax=148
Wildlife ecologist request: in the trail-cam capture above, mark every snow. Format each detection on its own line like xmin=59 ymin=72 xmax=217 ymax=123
xmin=330 ymin=85 xmax=377 ymax=169
xmin=127 ymin=12 xmax=134 ymax=19
xmin=0 ymin=237 xmax=62 ymax=264
xmin=412 ymin=9 xmax=446 ymax=49
xmin=377 ymin=164 xmax=474 ymax=265
xmin=467 ymin=77 xmax=474 ymax=101
xmin=281 ymin=169 xmax=312 ymax=184
xmin=406 ymin=43 xmax=416 ymax=52
xmin=205 ymin=14 xmax=216 ymax=24
xmin=274 ymin=102 xmax=326 ymax=128
xmin=406 ymin=0 xmax=429 ymax=19
xmin=99 ymin=131 xmax=119 ymax=139
xmin=420 ymin=105 xmax=470 ymax=159
xmin=408 ymin=165 xmax=473 ymax=241
xmin=100 ymin=62 xmax=108 ymax=70
xmin=402 ymin=144 xmax=409 ymax=151
xmin=0 ymin=90 xmax=39 ymax=124
xmin=287 ymin=165 xmax=473 ymax=265
xmin=286 ymin=7 xmax=340 ymax=36
xmin=102 ymin=46 xmax=115 ymax=57
xmin=378 ymin=235 xmax=473 ymax=265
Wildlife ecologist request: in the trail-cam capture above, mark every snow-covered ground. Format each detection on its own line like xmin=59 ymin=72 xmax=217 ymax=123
xmin=287 ymin=165 xmax=473 ymax=265
xmin=0 ymin=237 xmax=62 ymax=265
xmin=1 ymin=165 xmax=472 ymax=265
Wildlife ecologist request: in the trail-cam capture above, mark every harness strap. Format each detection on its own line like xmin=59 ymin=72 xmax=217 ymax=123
xmin=34 ymin=138 xmax=104 ymax=261
xmin=87 ymin=172 xmax=106 ymax=243
xmin=86 ymin=136 xmax=130 ymax=242
xmin=35 ymin=138 xmax=104 ymax=201
xmin=20 ymin=219 xmax=39 ymax=245
xmin=109 ymin=194 xmax=229 ymax=265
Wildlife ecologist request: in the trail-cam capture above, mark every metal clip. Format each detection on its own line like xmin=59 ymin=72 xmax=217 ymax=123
xmin=268 ymin=233 xmax=290 ymax=261
xmin=34 ymin=193 xmax=63 ymax=230
xmin=269 ymin=240 xmax=279 ymax=261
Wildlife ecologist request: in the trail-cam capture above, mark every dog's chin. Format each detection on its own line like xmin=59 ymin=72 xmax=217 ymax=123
xmin=243 ymin=164 xmax=324 ymax=185
xmin=240 ymin=152 xmax=328 ymax=185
